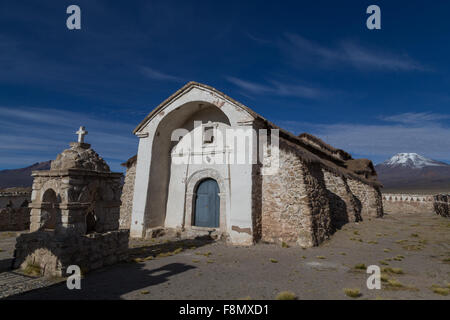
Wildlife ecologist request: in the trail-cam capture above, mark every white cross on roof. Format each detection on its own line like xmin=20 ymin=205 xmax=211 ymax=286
xmin=76 ymin=126 xmax=88 ymax=143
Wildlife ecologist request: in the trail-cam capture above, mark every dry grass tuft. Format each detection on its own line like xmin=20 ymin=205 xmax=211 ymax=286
xmin=276 ymin=291 xmax=298 ymax=300
xmin=23 ymin=263 xmax=41 ymax=276
xmin=354 ymin=263 xmax=367 ymax=270
xmin=343 ymin=288 xmax=361 ymax=298
xmin=402 ymin=244 xmax=424 ymax=251
xmin=431 ymin=285 xmax=450 ymax=296
xmin=196 ymin=252 xmax=212 ymax=257
xmin=382 ymin=267 xmax=404 ymax=275
xmin=387 ymin=279 xmax=403 ymax=287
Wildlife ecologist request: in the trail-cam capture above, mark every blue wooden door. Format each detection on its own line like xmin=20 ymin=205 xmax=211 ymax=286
xmin=194 ymin=179 xmax=220 ymax=228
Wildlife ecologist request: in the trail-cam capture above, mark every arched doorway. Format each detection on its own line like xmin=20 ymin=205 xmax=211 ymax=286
xmin=149 ymin=101 xmax=231 ymax=228
xmin=194 ymin=179 xmax=220 ymax=228
xmin=41 ymin=189 xmax=60 ymax=231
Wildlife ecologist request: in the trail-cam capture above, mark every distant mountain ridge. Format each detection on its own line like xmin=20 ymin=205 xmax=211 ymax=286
xmin=0 ymin=161 xmax=51 ymax=189
xmin=375 ymin=153 xmax=450 ymax=192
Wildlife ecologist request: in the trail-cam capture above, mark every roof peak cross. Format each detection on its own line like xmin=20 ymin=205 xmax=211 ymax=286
xmin=76 ymin=126 xmax=88 ymax=143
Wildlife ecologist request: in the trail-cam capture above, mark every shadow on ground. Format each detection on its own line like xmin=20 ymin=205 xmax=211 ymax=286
xmin=0 ymin=258 xmax=13 ymax=272
xmin=3 ymin=236 xmax=214 ymax=299
xmin=5 ymin=262 xmax=196 ymax=300
xmin=128 ymin=236 xmax=214 ymax=261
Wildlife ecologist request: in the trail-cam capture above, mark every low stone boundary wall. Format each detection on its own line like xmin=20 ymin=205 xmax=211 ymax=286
xmin=382 ymin=194 xmax=434 ymax=214
xmin=0 ymin=207 xmax=30 ymax=231
xmin=383 ymin=193 xmax=450 ymax=217
xmin=0 ymin=191 xmax=31 ymax=231
xmin=0 ymin=191 xmax=30 ymax=208
xmin=14 ymin=229 xmax=129 ymax=277
xmin=434 ymin=194 xmax=449 ymax=217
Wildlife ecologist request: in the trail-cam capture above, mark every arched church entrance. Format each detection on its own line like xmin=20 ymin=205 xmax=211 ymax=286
xmin=194 ymin=178 xmax=220 ymax=228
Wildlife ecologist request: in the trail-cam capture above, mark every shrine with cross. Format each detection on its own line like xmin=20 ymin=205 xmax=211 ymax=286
xmin=13 ymin=127 xmax=129 ymax=277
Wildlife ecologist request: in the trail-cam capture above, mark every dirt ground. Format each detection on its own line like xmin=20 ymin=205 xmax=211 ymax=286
xmin=0 ymin=211 xmax=449 ymax=300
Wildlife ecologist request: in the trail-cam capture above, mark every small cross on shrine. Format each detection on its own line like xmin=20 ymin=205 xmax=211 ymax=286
xmin=76 ymin=126 xmax=88 ymax=143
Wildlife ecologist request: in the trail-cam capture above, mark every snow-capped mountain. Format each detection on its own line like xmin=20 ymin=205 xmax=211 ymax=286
xmin=382 ymin=153 xmax=448 ymax=169
xmin=375 ymin=153 xmax=450 ymax=192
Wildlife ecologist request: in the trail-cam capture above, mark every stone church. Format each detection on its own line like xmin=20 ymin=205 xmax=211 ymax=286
xmin=120 ymin=82 xmax=383 ymax=247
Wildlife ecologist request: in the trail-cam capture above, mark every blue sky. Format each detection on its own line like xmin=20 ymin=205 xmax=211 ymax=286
xmin=1 ymin=0 xmax=450 ymax=172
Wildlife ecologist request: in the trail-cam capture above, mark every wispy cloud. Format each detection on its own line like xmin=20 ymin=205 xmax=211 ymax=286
xmin=277 ymin=113 xmax=450 ymax=163
xmin=0 ymin=106 xmax=138 ymax=171
xmin=245 ymin=32 xmax=272 ymax=45
xmin=140 ymin=66 xmax=183 ymax=82
xmin=281 ymin=33 xmax=429 ymax=72
xmin=380 ymin=112 xmax=450 ymax=124
xmin=226 ymin=76 xmax=327 ymax=100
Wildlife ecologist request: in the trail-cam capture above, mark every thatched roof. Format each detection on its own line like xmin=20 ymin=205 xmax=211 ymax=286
xmin=345 ymin=159 xmax=378 ymax=181
xmin=121 ymin=155 xmax=137 ymax=168
xmin=298 ymin=133 xmax=352 ymax=162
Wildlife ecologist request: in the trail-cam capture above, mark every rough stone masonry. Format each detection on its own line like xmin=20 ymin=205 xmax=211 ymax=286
xmin=0 ymin=189 xmax=30 ymax=231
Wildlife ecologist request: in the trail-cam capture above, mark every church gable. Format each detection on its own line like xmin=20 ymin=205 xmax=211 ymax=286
xmin=133 ymin=82 xmax=257 ymax=135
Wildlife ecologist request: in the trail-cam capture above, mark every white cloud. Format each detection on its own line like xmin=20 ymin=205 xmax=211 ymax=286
xmin=140 ymin=66 xmax=183 ymax=82
xmin=226 ymin=76 xmax=326 ymax=99
xmin=282 ymin=33 xmax=429 ymax=72
xmin=380 ymin=112 xmax=450 ymax=124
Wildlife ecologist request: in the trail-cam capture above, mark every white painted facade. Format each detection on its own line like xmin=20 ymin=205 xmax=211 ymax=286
xmin=129 ymin=83 xmax=257 ymax=245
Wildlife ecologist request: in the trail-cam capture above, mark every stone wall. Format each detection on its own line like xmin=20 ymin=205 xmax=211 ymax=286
xmin=347 ymin=178 xmax=383 ymax=218
xmin=0 ymin=207 xmax=30 ymax=231
xmin=0 ymin=191 xmax=31 ymax=231
xmin=322 ymin=170 xmax=361 ymax=230
xmin=261 ymin=139 xmax=331 ymax=247
xmin=119 ymin=160 xmax=136 ymax=229
xmin=382 ymin=194 xmax=434 ymax=214
xmin=251 ymin=163 xmax=263 ymax=243
xmin=0 ymin=192 xmax=30 ymax=208
xmin=14 ymin=230 xmax=129 ymax=277
xmin=302 ymin=162 xmax=332 ymax=246
xmin=29 ymin=170 xmax=122 ymax=235
xmin=434 ymin=194 xmax=449 ymax=217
